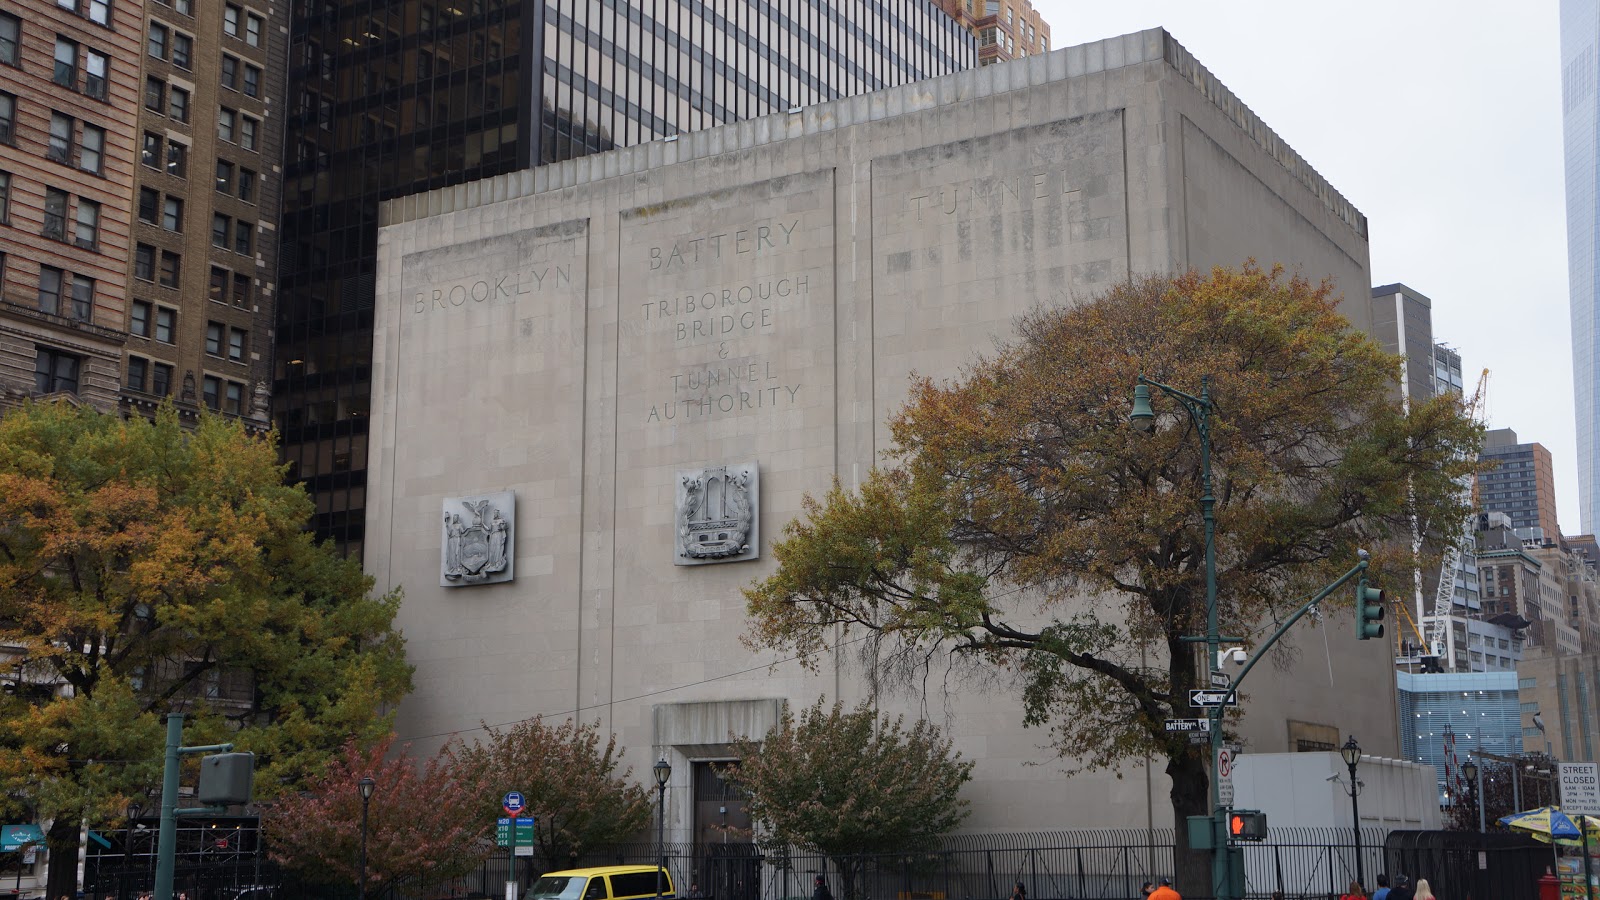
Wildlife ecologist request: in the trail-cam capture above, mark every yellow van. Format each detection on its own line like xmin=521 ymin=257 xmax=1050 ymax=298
xmin=525 ymin=865 xmax=677 ymax=900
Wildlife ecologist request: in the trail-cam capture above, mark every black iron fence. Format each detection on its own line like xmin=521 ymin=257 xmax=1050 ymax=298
xmin=82 ymin=826 xmax=1552 ymax=900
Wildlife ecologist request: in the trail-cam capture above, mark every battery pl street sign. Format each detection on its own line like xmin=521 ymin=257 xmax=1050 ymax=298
xmin=1190 ymin=689 xmax=1238 ymax=708
xmin=1164 ymin=718 xmax=1211 ymax=733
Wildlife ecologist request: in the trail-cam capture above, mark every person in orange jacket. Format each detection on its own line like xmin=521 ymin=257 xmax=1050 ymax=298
xmin=1148 ymin=878 xmax=1181 ymax=900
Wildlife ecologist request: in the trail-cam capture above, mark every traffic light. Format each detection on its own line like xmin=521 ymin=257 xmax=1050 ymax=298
xmin=1355 ymin=576 xmax=1386 ymax=641
xmin=1228 ymin=810 xmax=1267 ymax=841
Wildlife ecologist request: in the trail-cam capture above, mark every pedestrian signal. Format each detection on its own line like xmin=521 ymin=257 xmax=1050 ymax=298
xmin=1228 ymin=810 xmax=1267 ymax=841
xmin=1355 ymin=577 xmax=1386 ymax=641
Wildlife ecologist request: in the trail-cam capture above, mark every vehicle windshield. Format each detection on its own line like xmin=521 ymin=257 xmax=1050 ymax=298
xmin=527 ymin=876 xmax=588 ymax=900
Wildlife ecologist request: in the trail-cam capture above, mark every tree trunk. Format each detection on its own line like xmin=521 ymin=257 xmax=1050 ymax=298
xmin=1168 ymin=750 xmax=1211 ymax=899
xmin=45 ymin=815 xmax=80 ymax=900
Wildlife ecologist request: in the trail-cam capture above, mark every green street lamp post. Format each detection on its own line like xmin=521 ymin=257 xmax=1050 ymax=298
xmin=1339 ymin=736 xmax=1364 ymax=889
xmin=1130 ymin=374 xmax=1233 ymax=897
xmin=358 ymin=776 xmax=376 ymax=900
xmin=653 ymin=757 xmax=672 ymax=900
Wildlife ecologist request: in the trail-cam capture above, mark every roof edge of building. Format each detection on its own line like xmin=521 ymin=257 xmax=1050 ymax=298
xmin=380 ymin=27 xmax=1368 ymax=243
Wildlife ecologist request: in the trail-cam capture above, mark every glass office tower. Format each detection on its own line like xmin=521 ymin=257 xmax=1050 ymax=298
xmin=275 ymin=0 xmax=976 ymax=554
xmin=1564 ymin=0 xmax=1600 ymax=534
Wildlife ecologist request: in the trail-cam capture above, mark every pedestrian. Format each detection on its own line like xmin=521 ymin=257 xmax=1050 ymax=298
xmin=1388 ymin=874 xmax=1414 ymax=900
xmin=1411 ymin=879 xmax=1435 ymax=900
xmin=1140 ymin=882 xmax=1153 ymax=898
xmin=1271 ymin=893 xmax=1284 ymax=900
xmin=686 ymin=883 xmax=705 ymax=899
xmin=1340 ymin=879 xmax=1366 ymax=900
xmin=1149 ymin=878 xmax=1180 ymax=900
xmin=1372 ymin=873 xmax=1391 ymax=900
xmin=813 ymin=875 xmax=834 ymax=900
xmin=1011 ymin=882 xmax=1026 ymax=900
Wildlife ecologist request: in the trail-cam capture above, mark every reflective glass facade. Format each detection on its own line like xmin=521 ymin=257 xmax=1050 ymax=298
xmin=274 ymin=0 xmax=976 ymax=553
xmin=1564 ymin=0 xmax=1600 ymax=534
xmin=1396 ymin=671 xmax=1522 ymax=798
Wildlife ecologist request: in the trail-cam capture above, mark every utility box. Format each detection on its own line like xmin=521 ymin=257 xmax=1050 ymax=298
xmin=1187 ymin=815 xmax=1214 ymax=850
xmin=197 ymin=752 xmax=254 ymax=806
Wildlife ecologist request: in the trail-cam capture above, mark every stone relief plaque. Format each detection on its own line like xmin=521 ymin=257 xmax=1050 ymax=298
xmin=440 ymin=491 xmax=515 ymax=586
xmin=675 ymin=462 xmax=759 ymax=565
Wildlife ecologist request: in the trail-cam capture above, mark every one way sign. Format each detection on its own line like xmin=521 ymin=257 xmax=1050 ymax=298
xmin=1190 ymin=689 xmax=1239 ymax=708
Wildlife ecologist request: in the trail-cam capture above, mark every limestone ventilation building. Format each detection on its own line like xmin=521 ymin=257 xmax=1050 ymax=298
xmin=365 ymin=31 xmax=1407 ymax=837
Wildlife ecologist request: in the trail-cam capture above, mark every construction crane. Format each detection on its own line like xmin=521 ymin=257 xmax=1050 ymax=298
xmin=1418 ymin=367 xmax=1490 ymax=664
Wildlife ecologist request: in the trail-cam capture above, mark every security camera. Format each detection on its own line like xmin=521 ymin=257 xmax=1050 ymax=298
xmin=1218 ymin=647 xmax=1247 ymax=666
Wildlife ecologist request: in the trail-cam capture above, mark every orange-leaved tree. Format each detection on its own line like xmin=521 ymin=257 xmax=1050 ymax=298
xmin=742 ymin=264 xmax=1480 ymax=893
xmin=0 ymin=402 xmax=411 ymax=896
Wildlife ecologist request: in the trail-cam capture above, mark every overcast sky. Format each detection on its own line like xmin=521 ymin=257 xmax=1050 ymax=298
xmin=1029 ymin=1 xmax=1577 ymax=529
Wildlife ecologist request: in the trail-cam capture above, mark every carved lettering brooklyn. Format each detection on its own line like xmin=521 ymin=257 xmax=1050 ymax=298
xmin=412 ymin=265 xmax=572 ymax=314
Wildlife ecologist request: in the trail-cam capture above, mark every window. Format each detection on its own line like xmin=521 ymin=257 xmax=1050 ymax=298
xmin=202 ymin=375 xmax=220 ymax=409
xmin=145 ymin=77 xmax=165 ymax=112
xmin=126 ymin=356 xmax=148 ymax=392
xmin=240 ymin=116 xmax=258 ymax=151
xmin=237 ymin=168 xmax=256 ymax=202
xmin=0 ymin=171 xmax=7 ymax=224
xmin=154 ymin=307 xmax=174 ymax=343
xmin=147 ymin=23 xmax=167 ymax=60
xmin=228 ymin=328 xmax=246 ymax=361
xmin=0 ymin=14 xmax=18 ymax=66
xmin=135 ymin=243 xmax=155 ymax=280
xmin=161 ymin=196 xmax=182 ymax=232
xmin=79 ymin=124 xmax=103 ymax=173
xmin=54 ymin=37 xmax=78 ymax=88
xmin=208 ymin=266 xmax=226 ymax=302
xmin=223 ymin=4 xmax=240 ymax=35
xmin=234 ymin=221 xmax=252 ymax=255
xmin=166 ymin=140 xmax=186 ymax=177
xmin=221 ymin=54 xmax=238 ymax=89
xmin=168 ymin=86 xmax=189 ymax=122
xmin=212 ymin=213 xmax=229 ymax=248
xmin=158 ymin=251 xmax=179 ymax=288
xmin=216 ymin=160 xmax=234 ymax=192
xmin=218 ymin=108 xmax=235 ymax=142
xmin=69 ymin=274 xmax=92 ymax=319
xmin=84 ymin=50 xmax=107 ymax=99
xmin=42 ymin=188 xmax=67 ymax=240
xmin=243 ymin=64 xmax=260 ymax=97
xmin=152 ymin=362 xmax=172 ymax=396
xmin=232 ymin=272 xmax=250 ymax=305
xmin=142 ymin=131 xmax=161 ymax=168
xmin=74 ymin=199 xmax=99 ymax=249
xmin=225 ymin=381 xmax=243 ymax=414
xmin=34 ymin=347 xmax=80 ymax=394
xmin=245 ymin=13 xmax=262 ymax=46
xmin=0 ymin=93 xmax=12 ymax=144
xmin=130 ymin=300 xmax=151 ymax=336
xmin=39 ymin=266 xmax=64 ymax=314
xmin=138 ymin=187 xmax=159 ymax=223
xmin=171 ymin=33 xmax=191 ymax=69
xmin=48 ymin=113 xmax=74 ymax=162
xmin=205 ymin=321 xmax=223 ymax=355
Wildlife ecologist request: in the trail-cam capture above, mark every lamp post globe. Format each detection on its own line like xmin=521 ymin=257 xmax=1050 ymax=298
xmin=358 ymin=776 xmax=377 ymax=900
xmin=654 ymin=758 xmax=672 ymax=900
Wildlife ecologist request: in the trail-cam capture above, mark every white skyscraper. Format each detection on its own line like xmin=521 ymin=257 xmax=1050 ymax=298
xmin=1564 ymin=0 xmax=1600 ymax=532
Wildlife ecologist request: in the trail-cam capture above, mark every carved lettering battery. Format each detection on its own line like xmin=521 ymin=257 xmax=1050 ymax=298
xmin=675 ymin=462 xmax=759 ymax=566
xmin=440 ymin=491 xmax=516 ymax=586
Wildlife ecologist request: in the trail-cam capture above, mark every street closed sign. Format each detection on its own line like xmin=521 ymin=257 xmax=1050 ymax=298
xmin=1560 ymin=762 xmax=1600 ymax=815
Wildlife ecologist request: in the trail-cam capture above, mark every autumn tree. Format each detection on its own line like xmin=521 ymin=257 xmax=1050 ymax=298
xmin=724 ymin=698 xmax=972 ymax=900
xmin=265 ymin=734 xmax=491 ymax=891
xmin=449 ymin=717 xmax=654 ymax=871
xmin=742 ymin=265 xmax=1481 ymax=894
xmin=0 ymin=403 xmax=412 ymax=896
